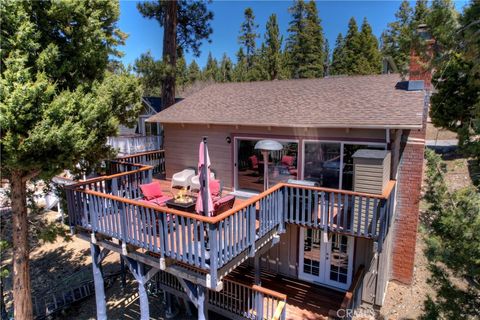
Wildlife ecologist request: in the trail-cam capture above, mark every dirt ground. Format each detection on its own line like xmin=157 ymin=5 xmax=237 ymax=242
xmin=425 ymin=122 xmax=457 ymax=141
xmin=378 ymin=153 xmax=476 ymax=320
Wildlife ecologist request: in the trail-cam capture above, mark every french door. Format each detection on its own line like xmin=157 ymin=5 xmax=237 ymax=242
xmin=298 ymin=228 xmax=354 ymax=290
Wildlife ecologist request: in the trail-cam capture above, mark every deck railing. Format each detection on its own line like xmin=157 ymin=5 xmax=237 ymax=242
xmin=107 ymin=135 xmax=162 ymax=156
xmin=156 ymin=271 xmax=287 ymax=320
xmin=117 ymin=150 xmax=166 ymax=176
xmin=65 ymin=159 xmax=395 ymax=288
xmin=283 ymin=181 xmax=396 ymax=241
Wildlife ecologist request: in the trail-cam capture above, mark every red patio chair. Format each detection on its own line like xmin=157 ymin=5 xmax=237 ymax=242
xmin=139 ymin=182 xmax=172 ymax=206
xmin=212 ymin=195 xmax=236 ymax=216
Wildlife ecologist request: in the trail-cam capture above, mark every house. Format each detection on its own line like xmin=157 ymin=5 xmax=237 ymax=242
xmin=107 ymin=96 xmax=164 ymax=155
xmin=65 ymin=43 xmax=429 ymax=319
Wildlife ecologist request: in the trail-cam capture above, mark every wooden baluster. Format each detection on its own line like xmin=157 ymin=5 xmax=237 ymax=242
xmin=371 ymin=198 xmax=378 ymax=237
xmin=365 ymin=197 xmax=371 ymax=236
xmin=186 ymin=217 xmax=193 ymax=265
xmin=357 ymin=196 xmax=363 ymax=236
xmin=193 ymin=219 xmax=199 ymax=266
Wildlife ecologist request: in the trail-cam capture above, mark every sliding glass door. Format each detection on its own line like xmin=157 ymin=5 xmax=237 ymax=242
xmin=235 ymin=138 xmax=298 ymax=193
xmin=303 ymin=142 xmax=342 ymax=188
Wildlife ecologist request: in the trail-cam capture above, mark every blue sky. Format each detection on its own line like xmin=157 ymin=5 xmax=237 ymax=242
xmin=117 ymin=0 xmax=468 ymax=68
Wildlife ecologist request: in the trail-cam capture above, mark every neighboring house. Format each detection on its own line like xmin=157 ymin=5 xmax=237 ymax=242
xmin=107 ymin=96 xmax=164 ymax=155
xmin=66 ymin=42 xmax=430 ymax=319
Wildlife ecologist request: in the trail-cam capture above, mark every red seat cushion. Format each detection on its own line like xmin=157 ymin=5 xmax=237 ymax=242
xmin=281 ymin=155 xmax=295 ymax=166
xmin=209 ymin=179 xmax=221 ymax=197
xmin=140 ymin=182 xmax=163 ymax=200
xmin=249 ymin=155 xmax=258 ymax=167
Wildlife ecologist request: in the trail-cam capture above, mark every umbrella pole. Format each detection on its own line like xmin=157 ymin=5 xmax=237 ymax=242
xmin=262 ymin=150 xmax=269 ymax=190
xmin=203 ymin=136 xmax=208 ymax=216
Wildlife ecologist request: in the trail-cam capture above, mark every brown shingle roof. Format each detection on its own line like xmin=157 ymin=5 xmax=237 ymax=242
xmin=148 ymin=74 xmax=425 ymax=129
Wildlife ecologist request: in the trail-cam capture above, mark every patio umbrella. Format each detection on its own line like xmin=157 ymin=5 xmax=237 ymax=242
xmin=195 ymin=137 xmax=214 ymax=216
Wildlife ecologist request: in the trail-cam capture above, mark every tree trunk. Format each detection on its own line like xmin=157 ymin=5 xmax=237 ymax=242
xmin=11 ymin=171 xmax=33 ymax=319
xmin=162 ymin=0 xmax=178 ymax=109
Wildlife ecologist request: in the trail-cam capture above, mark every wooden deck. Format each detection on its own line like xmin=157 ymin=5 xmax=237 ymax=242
xmin=228 ymin=265 xmax=344 ymax=320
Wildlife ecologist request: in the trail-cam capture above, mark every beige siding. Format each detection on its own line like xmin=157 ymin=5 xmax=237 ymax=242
xmin=259 ymin=224 xmax=299 ymax=277
xmin=163 ymin=123 xmax=387 ymax=190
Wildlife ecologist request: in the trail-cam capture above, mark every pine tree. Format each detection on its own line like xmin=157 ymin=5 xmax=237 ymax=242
xmin=137 ymin=0 xmax=213 ymax=107
xmin=426 ymin=0 xmax=459 ymax=65
xmin=264 ymin=14 xmax=283 ymax=80
xmin=238 ymin=7 xmax=259 ymax=70
xmin=134 ymin=51 xmax=164 ymax=96
xmin=233 ymin=48 xmax=248 ymax=82
xmin=342 ymin=17 xmax=362 ymax=75
xmin=0 ymin=2 xmax=142 ymax=318
xmin=286 ymin=0 xmax=324 ymax=78
xmin=323 ymin=38 xmax=330 ymax=76
xmin=412 ymin=0 xmax=429 ymax=28
xmin=203 ymin=52 xmax=219 ymax=81
xmin=176 ymin=54 xmax=188 ymax=89
xmin=381 ymin=0 xmax=414 ymax=74
xmin=219 ymin=53 xmax=233 ymax=82
xmin=331 ymin=33 xmax=346 ymax=75
xmin=358 ymin=18 xmax=382 ymax=74
xmin=187 ymin=60 xmax=201 ymax=84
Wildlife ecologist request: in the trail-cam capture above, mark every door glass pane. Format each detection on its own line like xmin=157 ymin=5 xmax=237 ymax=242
xmin=329 ymin=234 xmax=350 ymax=284
xmin=303 ymin=229 xmax=321 ymax=276
xmin=304 ymin=142 xmax=341 ymax=188
xmin=237 ymin=139 xmax=298 ymax=192
xmin=342 ymin=144 xmax=385 ymax=190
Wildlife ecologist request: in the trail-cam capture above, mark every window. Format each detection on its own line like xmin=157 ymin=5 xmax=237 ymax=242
xmin=236 ymin=138 xmax=298 ymax=192
xmin=303 ymin=142 xmax=341 ymax=188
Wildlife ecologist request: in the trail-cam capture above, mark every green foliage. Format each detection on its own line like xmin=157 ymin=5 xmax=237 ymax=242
xmin=331 ymin=17 xmax=381 ymax=75
xmin=358 ymin=18 xmax=382 ymax=74
xmin=133 ymin=52 xmax=164 ymax=96
xmin=430 ymin=0 xmax=479 ymax=161
xmin=263 ymin=14 xmax=283 ymax=80
xmin=381 ymin=0 xmax=414 ymax=74
xmin=286 ymin=0 xmax=325 ymax=78
xmin=218 ymin=53 xmax=233 ymax=83
xmin=187 ymin=60 xmax=201 ymax=84
xmin=238 ymin=7 xmax=259 ymax=70
xmin=422 ymin=149 xmax=480 ymax=318
xmin=137 ymin=0 xmax=213 ymax=57
xmin=203 ymin=52 xmax=219 ymax=81
xmin=0 ymin=0 xmax=143 ymax=180
xmin=176 ymin=54 xmax=189 ymax=89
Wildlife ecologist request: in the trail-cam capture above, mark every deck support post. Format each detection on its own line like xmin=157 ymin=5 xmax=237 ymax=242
xmin=90 ymin=243 xmax=108 ymax=320
xmin=197 ymin=285 xmax=207 ymax=320
xmin=254 ymin=254 xmax=261 ymax=285
xmin=120 ymin=255 xmax=126 ymax=289
xmin=165 ymin=292 xmax=179 ymax=319
xmin=124 ymin=257 xmax=159 ymax=320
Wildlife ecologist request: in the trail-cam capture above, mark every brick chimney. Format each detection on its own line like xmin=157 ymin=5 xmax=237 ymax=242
xmin=409 ymin=24 xmax=435 ymax=90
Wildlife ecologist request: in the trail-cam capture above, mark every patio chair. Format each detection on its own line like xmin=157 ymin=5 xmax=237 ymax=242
xmin=171 ymin=169 xmax=196 ymax=189
xmin=139 ymin=182 xmax=172 ymax=206
xmin=281 ymin=155 xmax=298 ymax=177
xmin=188 ymin=172 xmax=215 ymax=191
xmin=212 ymin=195 xmax=236 ymax=216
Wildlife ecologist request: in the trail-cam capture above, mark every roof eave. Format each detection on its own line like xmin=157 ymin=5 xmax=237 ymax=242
xmin=147 ymin=118 xmax=423 ymax=130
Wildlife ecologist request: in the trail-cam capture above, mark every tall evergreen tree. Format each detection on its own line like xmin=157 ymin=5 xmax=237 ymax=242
xmin=219 ymin=53 xmax=233 ymax=82
xmin=286 ymin=0 xmax=324 ymax=78
xmin=134 ymin=51 xmax=164 ymax=96
xmin=233 ymin=48 xmax=248 ymax=82
xmin=187 ymin=60 xmax=201 ymax=84
xmin=203 ymin=52 xmax=219 ymax=81
xmin=341 ymin=17 xmax=363 ymax=75
xmin=176 ymin=54 xmax=188 ymax=89
xmin=381 ymin=0 xmax=414 ymax=73
xmin=264 ymin=14 xmax=283 ymax=80
xmin=412 ymin=0 xmax=429 ymax=28
xmin=323 ymin=38 xmax=330 ymax=76
xmin=137 ymin=0 xmax=213 ymax=107
xmin=426 ymin=0 xmax=459 ymax=66
xmin=331 ymin=33 xmax=346 ymax=75
xmin=358 ymin=18 xmax=382 ymax=74
xmin=238 ymin=7 xmax=259 ymax=70
xmin=0 ymin=2 xmax=142 ymax=318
